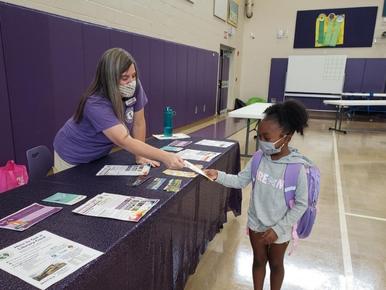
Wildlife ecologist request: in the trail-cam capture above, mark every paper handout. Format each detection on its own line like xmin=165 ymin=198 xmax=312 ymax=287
xmin=195 ymin=139 xmax=234 ymax=148
xmin=160 ymin=146 xmax=184 ymax=152
xmin=163 ymin=169 xmax=197 ymax=178
xmin=73 ymin=193 xmax=159 ymax=222
xmin=177 ymin=149 xmax=221 ymax=162
xmin=0 ymin=203 xmax=62 ymax=231
xmin=184 ymin=160 xmax=214 ymax=181
xmin=163 ymin=179 xmax=182 ymax=193
xmin=167 ymin=140 xmax=192 ymax=147
xmin=0 ymin=230 xmax=103 ymax=289
xmin=42 ymin=192 xmax=87 ymax=205
xmin=152 ymin=133 xmax=190 ymax=140
xmin=96 ymin=164 xmax=151 ymax=176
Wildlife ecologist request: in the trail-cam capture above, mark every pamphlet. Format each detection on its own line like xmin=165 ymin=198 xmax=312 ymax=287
xmin=160 ymin=146 xmax=184 ymax=152
xmin=129 ymin=175 xmax=152 ymax=187
xmin=177 ymin=149 xmax=221 ymax=162
xmin=42 ymin=192 xmax=87 ymax=205
xmin=184 ymin=160 xmax=214 ymax=181
xmin=147 ymin=178 xmax=167 ymax=190
xmin=73 ymin=193 xmax=159 ymax=222
xmin=195 ymin=139 xmax=234 ymax=148
xmin=163 ymin=169 xmax=197 ymax=178
xmin=96 ymin=164 xmax=151 ymax=176
xmin=152 ymin=133 xmax=190 ymax=140
xmin=167 ymin=140 xmax=192 ymax=147
xmin=163 ymin=179 xmax=182 ymax=193
xmin=0 ymin=203 xmax=62 ymax=232
xmin=0 ymin=230 xmax=103 ymax=289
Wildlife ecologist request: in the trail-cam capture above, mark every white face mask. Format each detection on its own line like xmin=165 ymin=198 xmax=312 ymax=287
xmin=119 ymin=80 xmax=136 ymax=100
xmin=258 ymin=135 xmax=287 ymax=155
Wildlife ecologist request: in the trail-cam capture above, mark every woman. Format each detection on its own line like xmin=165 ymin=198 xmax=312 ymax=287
xmin=54 ymin=48 xmax=185 ymax=172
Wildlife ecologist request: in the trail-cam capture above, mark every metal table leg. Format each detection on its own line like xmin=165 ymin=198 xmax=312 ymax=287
xmin=255 ymin=120 xmax=260 ymax=151
xmin=242 ymin=118 xmax=250 ymax=157
xmin=329 ymin=105 xmax=347 ymax=134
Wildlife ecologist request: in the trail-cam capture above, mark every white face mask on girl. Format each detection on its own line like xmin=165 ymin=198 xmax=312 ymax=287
xmin=258 ymin=135 xmax=287 ymax=155
xmin=119 ymin=80 xmax=136 ymax=100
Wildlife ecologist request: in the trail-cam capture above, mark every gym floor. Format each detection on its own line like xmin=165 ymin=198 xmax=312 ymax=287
xmin=182 ymin=116 xmax=386 ymax=290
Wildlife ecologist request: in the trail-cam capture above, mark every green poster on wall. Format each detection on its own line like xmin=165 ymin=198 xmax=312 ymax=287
xmin=315 ymin=13 xmax=345 ymax=47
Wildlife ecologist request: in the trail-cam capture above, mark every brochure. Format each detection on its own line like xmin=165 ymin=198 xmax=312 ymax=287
xmin=0 ymin=203 xmax=62 ymax=232
xmin=129 ymin=175 xmax=152 ymax=187
xmin=42 ymin=192 xmax=87 ymax=205
xmin=163 ymin=169 xmax=197 ymax=178
xmin=96 ymin=164 xmax=151 ymax=176
xmin=177 ymin=149 xmax=221 ymax=162
xmin=0 ymin=230 xmax=103 ymax=289
xmin=184 ymin=160 xmax=214 ymax=181
xmin=152 ymin=133 xmax=190 ymax=140
xmin=167 ymin=140 xmax=192 ymax=147
xmin=195 ymin=139 xmax=234 ymax=148
xmin=147 ymin=178 xmax=167 ymax=190
xmin=160 ymin=146 xmax=184 ymax=152
xmin=163 ymin=179 xmax=182 ymax=193
xmin=73 ymin=193 xmax=159 ymax=222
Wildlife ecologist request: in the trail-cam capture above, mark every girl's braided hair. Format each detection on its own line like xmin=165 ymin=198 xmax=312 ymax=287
xmin=263 ymin=99 xmax=309 ymax=135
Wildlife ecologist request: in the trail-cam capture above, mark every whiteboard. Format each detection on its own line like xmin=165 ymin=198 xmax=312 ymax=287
xmin=285 ymin=55 xmax=347 ymax=95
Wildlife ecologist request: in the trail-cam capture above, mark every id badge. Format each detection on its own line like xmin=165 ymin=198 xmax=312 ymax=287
xmin=125 ymin=97 xmax=136 ymax=107
xmin=125 ymin=107 xmax=134 ymax=123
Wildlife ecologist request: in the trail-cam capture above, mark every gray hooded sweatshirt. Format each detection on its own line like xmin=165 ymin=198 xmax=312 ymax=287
xmin=216 ymin=148 xmax=310 ymax=243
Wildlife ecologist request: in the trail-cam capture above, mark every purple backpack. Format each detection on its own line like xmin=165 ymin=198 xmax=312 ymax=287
xmin=251 ymin=150 xmax=320 ymax=239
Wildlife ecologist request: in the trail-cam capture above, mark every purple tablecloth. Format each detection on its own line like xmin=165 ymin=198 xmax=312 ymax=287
xmin=0 ymin=137 xmax=242 ymax=290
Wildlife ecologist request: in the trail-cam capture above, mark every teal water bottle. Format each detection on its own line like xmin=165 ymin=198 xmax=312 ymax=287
xmin=163 ymin=106 xmax=174 ymax=137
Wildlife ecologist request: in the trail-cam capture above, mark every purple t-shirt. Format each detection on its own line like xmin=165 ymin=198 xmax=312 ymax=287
xmin=54 ymin=80 xmax=148 ymax=164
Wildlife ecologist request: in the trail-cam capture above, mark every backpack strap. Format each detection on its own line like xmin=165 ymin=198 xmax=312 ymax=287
xmin=284 ymin=163 xmax=303 ymax=208
xmin=284 ymin=163 xmax=303 ymax=255
xmin=251 ymin=150 xmax=264 ymax=189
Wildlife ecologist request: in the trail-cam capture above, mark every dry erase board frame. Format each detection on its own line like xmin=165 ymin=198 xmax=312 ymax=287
xmin=285 ymin=55 xmax=347 ymax=96
xmin=294 ymin=6 xmax=378 ymax=48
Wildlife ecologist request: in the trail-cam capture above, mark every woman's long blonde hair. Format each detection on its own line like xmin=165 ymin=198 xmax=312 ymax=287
xmin=73 ymin=48 xmax=137 ymax=124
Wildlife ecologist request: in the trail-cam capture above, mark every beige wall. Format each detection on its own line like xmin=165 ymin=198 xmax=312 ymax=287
xmin=239 ymin=0 xmax=386 ymax=102
xmin=2 ymin=0 xmax=246 ymax=109
xmin=3 ymin=0 xmax=386 ymax=109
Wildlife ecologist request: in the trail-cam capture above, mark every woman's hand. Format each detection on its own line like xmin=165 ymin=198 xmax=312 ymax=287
xmin=163 ymin=153 xmax=185 ymax=169
xmin=136 ymin=156 xmax=160 ymax=167
xmin=203 ymin=169 xmax=218 ymax=181
xmin=261 ymin=228 xmax=278 ymax=244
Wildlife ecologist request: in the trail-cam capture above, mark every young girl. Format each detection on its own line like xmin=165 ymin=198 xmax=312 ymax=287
xmin=204 ymin=100 xmax=311 ymax=290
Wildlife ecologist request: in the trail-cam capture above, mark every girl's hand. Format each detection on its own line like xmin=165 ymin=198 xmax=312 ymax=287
xmin=203 ymin=169 xmax=218 ymax=181
xmin=261 ymin=228 xmax=278 ymax=244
